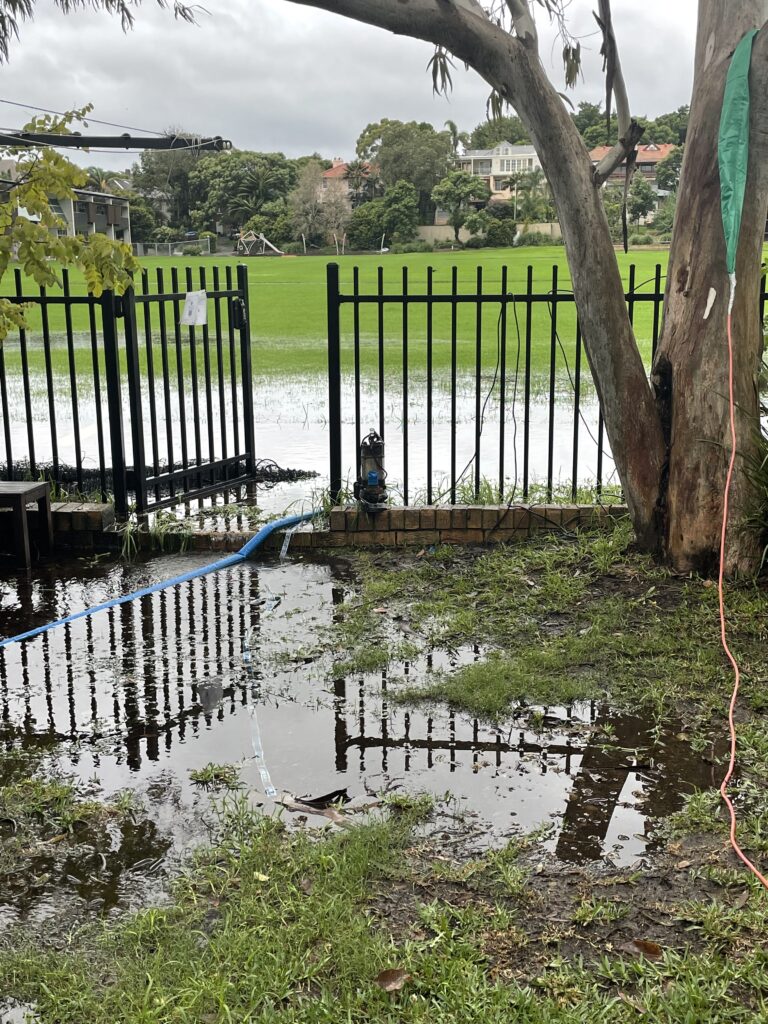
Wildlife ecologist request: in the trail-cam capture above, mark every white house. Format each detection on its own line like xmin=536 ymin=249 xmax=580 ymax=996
xmin=0 ymin=160 xmax=131 ymax=244
xmin=457 ymin=141 xmax=542 ymax=198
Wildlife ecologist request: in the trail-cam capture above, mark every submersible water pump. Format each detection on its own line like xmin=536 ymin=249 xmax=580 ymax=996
xmin=353 ymin=429 xmax=387 ymax=510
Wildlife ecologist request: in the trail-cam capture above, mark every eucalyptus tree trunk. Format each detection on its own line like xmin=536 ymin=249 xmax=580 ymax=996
xmin=653 ymin=4 xmax=768 ymax=574
xmin=287 ymin=0 xmax=768 ymax=573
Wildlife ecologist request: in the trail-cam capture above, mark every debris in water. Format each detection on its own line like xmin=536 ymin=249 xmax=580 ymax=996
xmin=280 ymin=525 xmax=300 ymax=560
xmin=298 ymin=788 xmax=350 ymax=810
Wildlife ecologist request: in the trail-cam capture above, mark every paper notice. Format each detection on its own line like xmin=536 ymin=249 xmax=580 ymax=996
xmin=180 ymin=290 xmax=208 ymax=326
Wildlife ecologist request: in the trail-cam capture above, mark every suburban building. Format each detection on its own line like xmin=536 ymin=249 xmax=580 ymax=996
xmin=588 ymin=142 xmax=677 ymax=192
xmin=0 ymin=159 xmax=131 ymax=244
xmin=319 ymin=158 xmax=377 ymax=207
xmin=321 ymin=159 xmax=350 ymax=194
xmin=457 ymin=142 xmax=542 ymax=198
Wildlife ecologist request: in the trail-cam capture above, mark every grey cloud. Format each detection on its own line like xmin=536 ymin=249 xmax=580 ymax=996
xmin=0 ymin=0 xmax=697 ymax=171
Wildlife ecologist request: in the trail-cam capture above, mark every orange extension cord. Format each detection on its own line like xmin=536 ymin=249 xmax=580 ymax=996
xmin=718 ymin=296 xmax=768 ymax=889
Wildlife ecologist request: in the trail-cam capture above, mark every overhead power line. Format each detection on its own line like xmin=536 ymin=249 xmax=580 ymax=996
xmin=0 ymin=97 xmax=162 ymax=135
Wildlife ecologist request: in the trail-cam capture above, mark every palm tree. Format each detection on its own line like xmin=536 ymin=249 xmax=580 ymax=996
xmin=227 ymin=167 xmax=282 ymax=222
xmin=83 ymin=166 xmax=123 ymax=193
xmin=344 ymin=159 xmax=382 ymax=207
xmin=444 ymin=119 xmax=469 ymax=158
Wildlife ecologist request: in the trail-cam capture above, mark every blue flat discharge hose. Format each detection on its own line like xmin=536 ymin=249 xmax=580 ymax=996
xmin=0 ymin=511 xmax=317 ymax=650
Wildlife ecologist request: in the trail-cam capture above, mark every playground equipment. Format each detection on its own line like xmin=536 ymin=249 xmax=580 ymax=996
xmin=236 ymin=231 xmax=285 ymax=256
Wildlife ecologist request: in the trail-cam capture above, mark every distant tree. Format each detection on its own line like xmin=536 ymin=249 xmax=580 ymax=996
xmin=346 ymin=199 xmax=385 ymax=250
xmin=581 ymin=115 xmax=619 ymax=150
xmin=344 ymin=159 xmax=380 ymax=207
xmin=227 ymin=166 xmax=285 ymax=223
xmin=288 ymin=160 xmax=326 ymax=245
xmin=650 ymin=105 xmax=689 ymax=144
xmin=243 ymin=199 xmax=293 ymax=247
xmin=431 ymin=170 xmax=489 ymax=241
xmin=444 ymin=119 xmax=469 ymax=156
xmin=380 ymin=180 xmax=419 ymax=241
xmin=655 ymin=147 xmax=684 ymax=193
xmin=131 ymin=128 xmax=202 ymax=227
xmin=576 ymin=106 xmax=689 ymax=150
xmin=463 ymin=209 xmax=490 ymax=237
xmin=356 ymin=119 xmax=452 ymax=222
xmin=651 ymin=194 xmax=677 ymax=234
xmin=125 ymin=194 xmax=157 ymax=241
xmin=627 ymin=174 xmax=657 ymax=224
xmin=515 ymin=169 xmax=553 ymax=224
xmin=190 ymin=151 xmax=295 ymax=232
xmin=83 ymin=166 xmax=125 ymax=193
xmin=468 ymin=115 xmax=529 ymax=149
xmin=571 ymin=101 xmax=604 ymax=138
xmin=600 ymin=184 xmax=625 ymax=243
xmin=293 ymin=153 xmax=333 ymax=172
xmin=321 ymin=180 xmax=351 ymax=243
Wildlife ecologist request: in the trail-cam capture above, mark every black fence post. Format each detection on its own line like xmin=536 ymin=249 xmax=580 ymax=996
xmin=236 ymin=264 xmax=256 ymax=489
xmin=122 ymin=287 xmax=148 ymax=516
xmin=101 ymin=290 xmax=129 ymax=518
xmin=327 ymin=262 xmax=343 ymax=504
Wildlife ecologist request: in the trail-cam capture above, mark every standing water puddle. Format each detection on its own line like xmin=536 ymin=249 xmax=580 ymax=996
xmin=0 ymin=551 xmax=715 ymax=926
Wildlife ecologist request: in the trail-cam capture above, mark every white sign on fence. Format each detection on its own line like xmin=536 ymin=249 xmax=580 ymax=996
xmin=180 ymin=290 xmax=208 ymax=326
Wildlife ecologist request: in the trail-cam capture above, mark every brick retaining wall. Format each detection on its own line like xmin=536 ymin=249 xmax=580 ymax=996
xmin=2 ymin=502 xmax=628 ymax=558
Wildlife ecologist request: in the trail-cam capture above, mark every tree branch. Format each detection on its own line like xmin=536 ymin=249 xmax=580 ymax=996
xmin=505 ymin=0 xmax=538 ymax=44
xmin=596 ymin=0 xmax=631 ymax=138
xmin=592 ymin=120 xmax=645 ymax=186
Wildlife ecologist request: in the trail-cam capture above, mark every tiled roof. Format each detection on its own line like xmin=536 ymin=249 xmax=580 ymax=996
xmin=589 ymin=143 xmax=677 ymax=165
xmin=322 ymin=163 xmax=350 ymax=179
xmin=321 ymin=161 xmax=374 ymax=179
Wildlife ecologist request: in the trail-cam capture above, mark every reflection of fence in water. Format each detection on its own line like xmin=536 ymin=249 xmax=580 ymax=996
xmin=0 ymin=569 xmax=716 ymax=863
xmin=332 ymin=670 xmax=716 ymax=862
xmin=332 ymin=671 xmax=597 ymax=776
xmin=0 ymin=566 xmax=260 ymax=770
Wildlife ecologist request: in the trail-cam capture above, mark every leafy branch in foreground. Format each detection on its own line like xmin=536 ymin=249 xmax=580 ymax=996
xmin=0 ymin=106 xmax=139 ymax=341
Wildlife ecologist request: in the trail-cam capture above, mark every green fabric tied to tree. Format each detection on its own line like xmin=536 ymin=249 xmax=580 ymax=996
xmin=718 ymin=28 xmax=758 ymax=276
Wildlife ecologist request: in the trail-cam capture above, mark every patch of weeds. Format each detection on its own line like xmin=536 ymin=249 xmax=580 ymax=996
xmin=382 ymin=791 xmax=434 ymax=821
xmin=396 ymin=649 xmax=600 ymax=720
xmin=147 ymin=511 xmax=193 ymax=553
xmin=662 ymin=790 xmax=724 ymax=838
xmin=116 ymin=514 xmax=139 ymax=561
xmin=572 ymin=896 xmax=627 ymax=927
xmin=189 ymin=762 xmax=242 ymax=791
xmin=0 ymin=749 xmax=108 ymax=841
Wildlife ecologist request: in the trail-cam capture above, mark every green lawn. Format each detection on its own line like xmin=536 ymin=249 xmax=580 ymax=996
xmin=3 ymin=247 xmax=670 ymax=380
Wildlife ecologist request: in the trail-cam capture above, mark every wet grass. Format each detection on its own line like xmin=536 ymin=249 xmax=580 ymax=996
xmin=2 ymin=248 xmax=669 ymax=381
xmin=4 ymin=794 xmax=768 ymax=1022
xmin=319 ymin=523 xmax=768 ymax=859
xmin=4 ymin=530 xmax=768 ymax=1020
xmin=0 ymin=746 xmax=151 ymax=921
xmin=328 ymin=522 xmax=768 ymax=730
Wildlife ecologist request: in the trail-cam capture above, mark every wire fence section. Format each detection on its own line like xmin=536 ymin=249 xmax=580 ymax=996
xmin=327 ymin=261 xmax=767 ymax=507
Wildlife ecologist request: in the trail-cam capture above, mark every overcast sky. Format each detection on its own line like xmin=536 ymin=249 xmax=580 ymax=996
xmin=0 ymin=0 xmax=698 ymax=170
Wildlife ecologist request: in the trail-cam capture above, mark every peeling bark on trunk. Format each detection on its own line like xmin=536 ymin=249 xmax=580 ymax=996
xmin=654 ymin=8 xmax=768 ymax=574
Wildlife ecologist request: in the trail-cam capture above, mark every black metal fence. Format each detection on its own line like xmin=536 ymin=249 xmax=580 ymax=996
xmin=327 ymin=262 xmax=768 ymax=505
xmin=0 ymin=264 xmax=256 ymax=517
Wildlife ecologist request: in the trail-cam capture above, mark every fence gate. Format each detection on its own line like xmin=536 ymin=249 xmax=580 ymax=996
xmin=0 ymin=263 xmax=256 ymax=517
xmin=107 ymin=264 xmax=256 ymax=516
